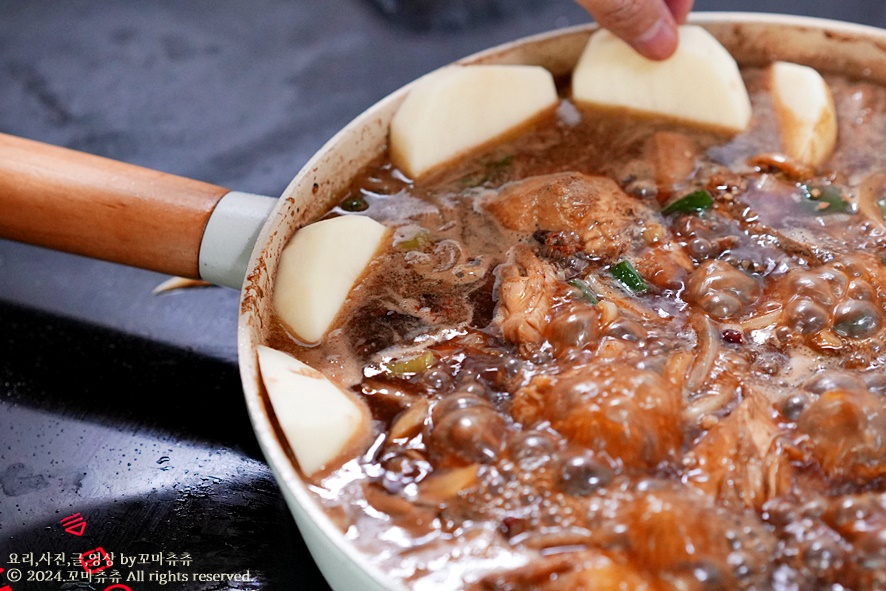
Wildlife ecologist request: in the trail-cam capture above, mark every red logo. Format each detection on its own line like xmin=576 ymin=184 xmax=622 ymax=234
xmin=60 ymin=513 xmax=87 ymax=536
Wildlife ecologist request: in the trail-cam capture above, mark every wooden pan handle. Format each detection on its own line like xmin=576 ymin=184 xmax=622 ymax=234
xmin=0 ymin=132 xmax=231 ymax=279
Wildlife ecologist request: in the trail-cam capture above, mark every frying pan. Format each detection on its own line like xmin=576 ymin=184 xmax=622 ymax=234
xmin=3 ymin=13 xmax=886 ymax=590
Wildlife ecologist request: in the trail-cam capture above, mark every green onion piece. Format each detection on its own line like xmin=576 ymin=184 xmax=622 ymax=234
xmin=610 ymin=260 xmax=648 ymax=294
xmin=491 ymin=154 xmax=512 ymax=171
xmin=878 ymin=197 xmax=886 ymax=217
xmin=384 ymin=351 xmax=435 ymax=376
xmin=567 ymin=278 xmax=599 ymax=304
xmin=396 ymin=230 xmax=431 ymax=251
xmin=460 ymin=154 xmax=512 ymax=187
xmin=340 ymin=193 xmax=369 ymax=212
xmin=800 ymin=184 xmax=851 ymax=214
xmin=661 ymin=189 xmax=714 ymax=215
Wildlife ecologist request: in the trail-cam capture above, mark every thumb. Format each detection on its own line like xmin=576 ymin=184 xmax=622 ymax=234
xmin=575 ymin=0 xmax=680 ymax=60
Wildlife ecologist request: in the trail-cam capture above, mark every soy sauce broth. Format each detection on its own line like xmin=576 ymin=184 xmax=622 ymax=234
xmin=267 ymin=66 xmax=886 ymax=590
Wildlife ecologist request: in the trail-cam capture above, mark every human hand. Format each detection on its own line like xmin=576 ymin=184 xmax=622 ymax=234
xmin=575 ymin=0 xmax=694 ymax=60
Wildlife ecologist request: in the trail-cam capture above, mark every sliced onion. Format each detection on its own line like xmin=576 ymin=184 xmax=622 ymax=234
xmin=685 ymin=387 xmax=735 ymax=420
xmin=582 ymin=274 xmax=657 ymax=320
xmin=515 ymin=526 xmax=595 ymax=550
xmin=415 ymin=464 xmax=479 ymax=505
xmin=687 ymin=313 xmax=720 ymax=393
xmin=739 ymin=309 xmax=782 ymax=331
xmin=389 ymin=398 xmax=431 ymax=441
xmin=664 ymin=350 xmax=694 ymax=391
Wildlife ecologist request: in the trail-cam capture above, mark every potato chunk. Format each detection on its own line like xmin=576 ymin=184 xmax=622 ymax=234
xmin=572 ymin=25 xmax=751 ymax=133
xmin=273 ymin=215 xmax=388 ymax=343
xmin=770 ymin=61 xmax=838 ymax=167
xmin=257 ymin=345 xmax=371 ymax=477
xmin=389 ymin=64 xmax=558 ymax=178
xmin=511 ymin=364 xmax=683 ymax=469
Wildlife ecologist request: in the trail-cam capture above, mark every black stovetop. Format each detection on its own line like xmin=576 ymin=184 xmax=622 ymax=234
xmin=2 ymin=1 xmax=886 ymax=590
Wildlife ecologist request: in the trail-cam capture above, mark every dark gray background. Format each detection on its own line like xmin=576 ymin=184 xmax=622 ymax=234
xmin=1 ymin=2 xmax=885 ymax=590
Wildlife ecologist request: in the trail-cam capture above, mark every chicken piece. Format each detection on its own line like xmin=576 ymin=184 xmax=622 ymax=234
xmin=610 ymin=485 xmax=774 ymax=589
xmin=493 ymin=244 xmax=559 ymax=351
xmin=767 ymin=492 xmax=886 ymax=589
xmin=483 ymin=172 xmax=653 ymax=262
xmin=796 ymin=387 xmax=886 ymax=484
xmin=472 ymin=484 xmax=775 ymax=591
xmin=470 ymin=550 xmax=655 ymax=591
xmin=685 ymin=388 xmax=796 ymax=510
xmin=510 ymin=364 xmax=683 ymax=469
xmin=822 ymin=492 xmax=886 ymax=588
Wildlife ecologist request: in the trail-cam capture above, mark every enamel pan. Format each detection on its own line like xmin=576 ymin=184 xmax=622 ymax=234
xmin=2 ymin=13 xmax=886 ymax=591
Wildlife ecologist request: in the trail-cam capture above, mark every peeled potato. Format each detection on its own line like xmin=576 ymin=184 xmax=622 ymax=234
xmin=389 ymin=64 xmax=558 ymax=178
xmin=257 ymin=345 xmax=371 ymax=477
xmin=572 ymin=25 xmax=752 ymax=133
xmin=770 ymin=61 xmax=837 ymax=167
xmin=274 ymin=215 xmax=387 ymax=343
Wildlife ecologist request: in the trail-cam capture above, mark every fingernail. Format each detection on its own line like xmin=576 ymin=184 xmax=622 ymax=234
xmin=632 ymin=17 xmax=678 ymax=60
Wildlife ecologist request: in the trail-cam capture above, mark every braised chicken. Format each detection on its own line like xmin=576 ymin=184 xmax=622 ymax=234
xmin=483 ymin=172 xmax=655 ymax=263
xmin=268 ymin=66 xmax=886 ymax=590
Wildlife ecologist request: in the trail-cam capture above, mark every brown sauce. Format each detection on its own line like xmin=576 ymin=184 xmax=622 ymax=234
xmin=268 ymin=67 xmax=886 ymax=590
